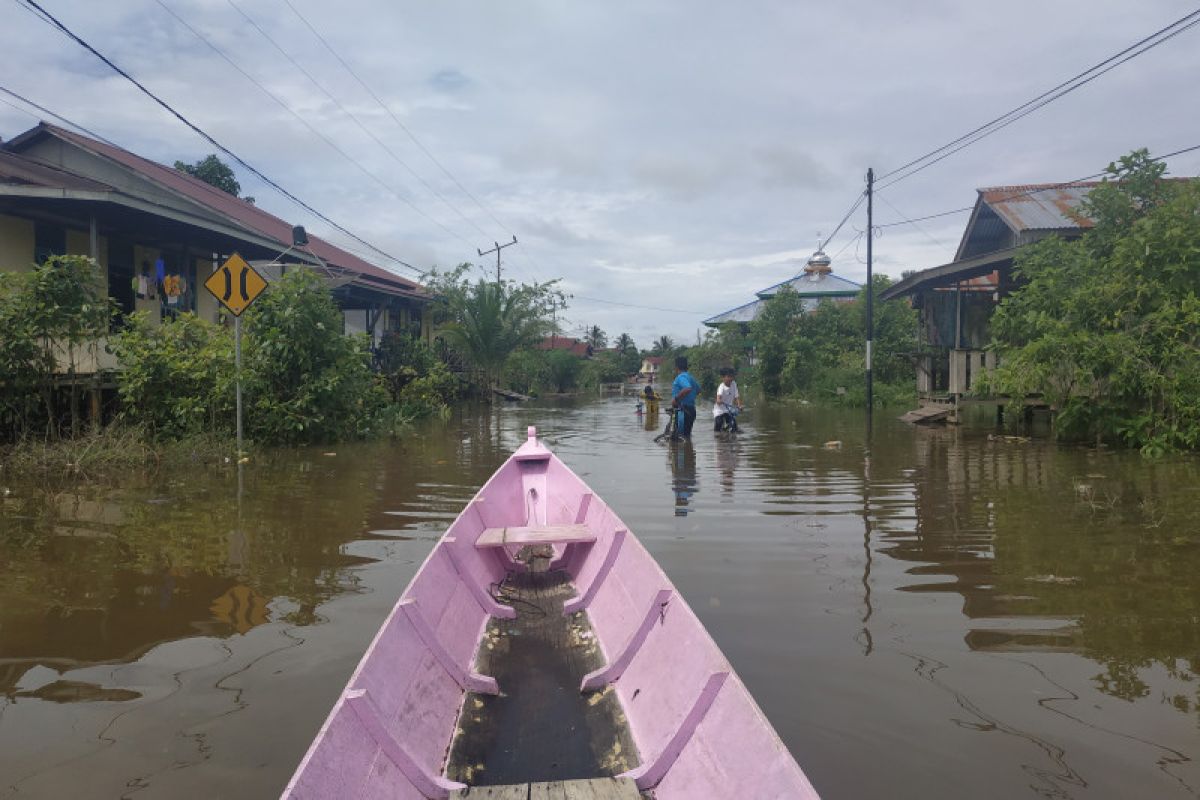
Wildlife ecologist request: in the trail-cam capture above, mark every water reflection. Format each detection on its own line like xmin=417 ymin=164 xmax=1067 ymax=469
xmin=668 ymin=440 xmax=698 ymax=516
xmin=2 ymin=399 xmax=1200 ymax=798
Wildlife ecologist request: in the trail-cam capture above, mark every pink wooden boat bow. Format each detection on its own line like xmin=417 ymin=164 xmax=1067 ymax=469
xmin=283 ymin=427 xmax=820 ymax=799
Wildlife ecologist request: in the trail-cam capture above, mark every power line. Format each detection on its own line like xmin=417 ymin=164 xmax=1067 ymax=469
xmin=280 ymin=0 xmax=517 ymax=239
xmin=15 ymin=0 xmax=421 ymax=275
xmin=151 ymin=0 xmax=470 ymax=254
xmin=877 ymin=9 xmax=1200 ymax=190
xmin=224 ymin=0 xmax=491 ymax=245
xmin=0 ymin=84 xmax=117 ymax=145
xmin=875 ymin=141 xmax=1200 ymax=233
xmin=818 ymin=189 xmax=867 ymax=251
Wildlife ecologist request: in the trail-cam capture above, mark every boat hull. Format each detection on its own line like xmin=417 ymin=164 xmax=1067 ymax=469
xmin=283 ymin=428 xmax=819 ymax=799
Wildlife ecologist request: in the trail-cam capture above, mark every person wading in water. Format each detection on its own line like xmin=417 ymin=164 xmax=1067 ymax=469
xmin=670 ymin=356 xmax=700 ymax=439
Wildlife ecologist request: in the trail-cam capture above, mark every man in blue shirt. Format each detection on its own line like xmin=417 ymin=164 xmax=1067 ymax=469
xmin=670 ymin=355 xmax=701 ymax=438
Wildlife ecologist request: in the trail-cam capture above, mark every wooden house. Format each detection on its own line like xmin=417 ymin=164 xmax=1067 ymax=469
xmin=0 ymin=122 xmax=431 ymax=376
xmin=880 ymin=183 xmax=1096 ymax=412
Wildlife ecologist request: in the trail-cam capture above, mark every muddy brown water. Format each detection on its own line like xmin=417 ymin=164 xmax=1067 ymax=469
xmin=2 ymin=396 xmax=1199 ymax=799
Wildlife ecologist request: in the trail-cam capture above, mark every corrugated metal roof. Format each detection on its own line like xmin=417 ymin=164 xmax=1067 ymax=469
xmin=702 ymin=298 xmax=765 ymax=326
xmin=756 ymin=270 xmax=861 ymax=298
xmin=6 ymin=123 xmax=421 ymax=293
xmin=979 ymin=183 xmax=1097 ymax=233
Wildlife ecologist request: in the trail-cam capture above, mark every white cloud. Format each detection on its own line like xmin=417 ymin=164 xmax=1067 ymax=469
xmin=3 ymin=0 xmax=1200 ymax=341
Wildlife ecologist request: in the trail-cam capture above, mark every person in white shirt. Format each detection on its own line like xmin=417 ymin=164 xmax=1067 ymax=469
xmin=712 ymin=367 xmax=743 ymax=432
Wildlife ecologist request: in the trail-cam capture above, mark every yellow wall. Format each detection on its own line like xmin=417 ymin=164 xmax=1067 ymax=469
xmin=0 ymin=214 xmax=35 ymax=273
xmin=65 ymin=228 xmax=108 ymax=292
xmin=195 ymin=257 xmax=222 ymax=323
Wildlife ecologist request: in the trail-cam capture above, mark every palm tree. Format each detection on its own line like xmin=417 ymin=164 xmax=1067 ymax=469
xmin=614 ymin=332 xmax=635 ymax=354
xmin=441 ymin=280 xmax=553 ymax=388
xmin=585 ymin=325 xmax=608 ymax=350
xmin=652 ymin=335 xmax=675 ymax=356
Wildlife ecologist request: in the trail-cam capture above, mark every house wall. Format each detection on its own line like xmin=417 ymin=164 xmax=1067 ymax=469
xmin=0 ymin=214 xmax=34 ymax=272
xmin=195 ymin=257 xmax=221 ymax=323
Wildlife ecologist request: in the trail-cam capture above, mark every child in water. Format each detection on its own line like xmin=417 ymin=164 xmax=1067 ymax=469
xmin=713 ymin=367 xmax=743 ymax=432
xmin=642 ymin=384 xmax=660 ymax=413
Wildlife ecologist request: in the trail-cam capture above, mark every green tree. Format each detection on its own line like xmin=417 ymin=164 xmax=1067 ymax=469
xmin=174 ymin=154 xmax=241 ymax=197
xmin=0 ymin=255 xmax=114 ymax=439
xmin=652 ymin=335 xmax=675 ymax=356
xmin=986 ymin=150 xmax=1200 ymax=452
xmin=585 ymin=324 xmax=607 ymax=350
xmin=751 ymin=277 xmax=916 ymax=404
xmin=242 ymin=269 xmax=388 ymax=443
xmin=425 ymin=265 xmax=561 ymax=389
xmin=614 ymin=332 xmax=635 ymax=354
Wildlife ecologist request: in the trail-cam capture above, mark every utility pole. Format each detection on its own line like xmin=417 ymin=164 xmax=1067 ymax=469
xmin=478 ymin=235 xmax=518 ymax=284
xmin=865 ymin=167 xmax=875 ymax=420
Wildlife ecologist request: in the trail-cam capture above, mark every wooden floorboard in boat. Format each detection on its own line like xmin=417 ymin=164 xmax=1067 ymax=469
xmin=450 ymin=777 xmax=642 ymax=799
xmin=445 ymin=563 xmax=640 ymax=787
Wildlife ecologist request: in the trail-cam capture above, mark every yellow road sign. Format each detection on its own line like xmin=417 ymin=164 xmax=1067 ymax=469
xmin=204 ymin=252 xmax=267 ymax=316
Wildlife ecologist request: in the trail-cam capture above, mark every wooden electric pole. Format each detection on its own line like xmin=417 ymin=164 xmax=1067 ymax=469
xmin=865 ymin=167 xmax=875 ymax=419
xmin=478 ymin=235 xmax=518 ymax=284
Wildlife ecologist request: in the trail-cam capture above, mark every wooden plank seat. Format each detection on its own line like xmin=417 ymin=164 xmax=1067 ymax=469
xmin=450 ymin=777 xmax=642 ymax=799
xmin=475 ymin=524 xmax=596 ymax=548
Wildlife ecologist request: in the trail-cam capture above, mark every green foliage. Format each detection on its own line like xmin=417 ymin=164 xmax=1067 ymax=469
xmin=614 ymin=332 xmax=636 ymax=355
xmin=578 ymin=352 xmax=627 ymax=388
xmin=113 ymin=311 xmax=234 ymax=438
xmin=0 ymin=255 xmax=114 ymax=440
xmin=651 ymin=335 xmax=676 ymax=356
xmin=242 ymin=269 xmax=389 ymax=443
xmin=683 ymin=324 xmax=753 ymax=392
xmin=584 ymin=325 xmax=607 ymax=349
xmin=750 ymin=277 xmax=917 ymax=405
xmin=376 ymin=331 xmax=458 ymax=418
xmin=987 ymin=150 xmax=1200 ymax=453
xmin=544 ymin=349 xmax=583 ymax=392
xmin=174 ymin=154 xmax=241 ymax=196
xmin=424 ymin=264 xmax=561 ymax=388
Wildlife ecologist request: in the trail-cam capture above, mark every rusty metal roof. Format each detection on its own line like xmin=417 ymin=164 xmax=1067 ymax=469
xmin=979 ymin=183 xmax=1097 ymax=232
xmin=5 ymin=123 xmax=422 ymax=294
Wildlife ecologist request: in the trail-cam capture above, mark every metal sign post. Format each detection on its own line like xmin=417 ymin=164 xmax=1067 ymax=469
xmin=204 ymin=253 xmax=268 ymax=457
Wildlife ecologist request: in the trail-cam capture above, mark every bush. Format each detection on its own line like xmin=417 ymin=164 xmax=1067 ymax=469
xmin=113 ymin=311 xmax=234 ymax=438
xmin=377 ymin=331 xmax=458 ymax=418
xmin=578 ymin=353 xmax=627 ymax=388
xmin=0 ymin=255 xmax=113 ymax=440
xmin=242 ymin=269 xmax=389 ymax=443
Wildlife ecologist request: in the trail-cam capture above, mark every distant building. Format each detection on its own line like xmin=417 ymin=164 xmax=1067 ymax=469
xmin=880 ymin=183 xmax=1098 ymax=407
xmin=0 ymin=122 xmax=431 ymax=375
xmin=638 ymin=356 xmax=664 ymax=381
xmin=535 ymin=336 xmax=593 ymax=358
xmin=702 ymin=248 xmax=860 ymax=329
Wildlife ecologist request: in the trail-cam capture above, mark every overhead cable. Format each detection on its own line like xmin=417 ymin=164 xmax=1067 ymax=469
xmin=877 ymin=9 xmax=1200 ymax=190
xmin=281 ymin=0 xmax=517 ymax=239
xmin=151 ymin=0 xmax=470 ymax=253
xmin=225 ymin=0 xmax=492 ymax=244
xmin=15 ymin=0 xmax=422 ymax=275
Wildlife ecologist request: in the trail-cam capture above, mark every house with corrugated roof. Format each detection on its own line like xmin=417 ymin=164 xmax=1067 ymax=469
xmin=880 ymin=182 xmax=1097 ymax=412
xmin=0 ymin=122 xmax=431 ymax=375
xmin=702 ymin=248 xmax=860 ymax=329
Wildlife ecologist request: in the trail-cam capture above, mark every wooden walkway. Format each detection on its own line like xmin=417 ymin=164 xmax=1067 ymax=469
xmin=450 ymin=777 xmax=642 ymax=798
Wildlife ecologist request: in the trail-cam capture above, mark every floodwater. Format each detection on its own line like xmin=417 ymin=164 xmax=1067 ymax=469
xmin=2 ymin=396 xmax=1199 ymax=799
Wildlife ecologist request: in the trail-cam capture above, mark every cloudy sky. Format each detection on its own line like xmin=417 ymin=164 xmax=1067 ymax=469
xmin=3 ymin=0 xmax=1199 ymax=345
